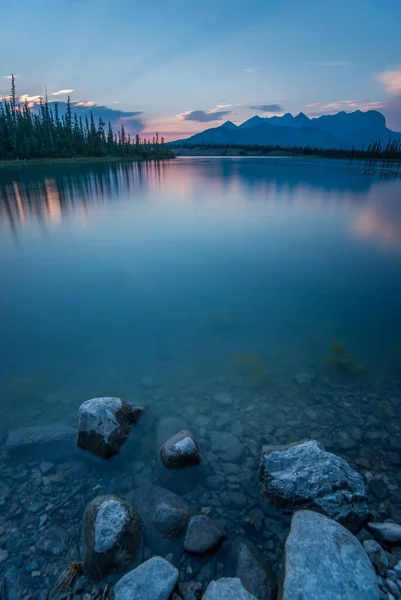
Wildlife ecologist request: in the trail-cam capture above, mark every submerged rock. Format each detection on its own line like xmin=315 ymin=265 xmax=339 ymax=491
xmin=280 ymin=510 xmax=379 ymax=600
xmin=129 ymin=484 xmax=190 ymax=554
xmin=184 ymin=515 xmax=225 ymax=554
xmin=363 ymin=539 xmax=390 ymax=575
xmin=83 ymin=494 xmax=142 ymax=579
xmin=114 ymin=557 xmax=178 ymax=600
xmin=258 ymin=440 xmax=368 ymax=529
xmin=160 ymin=430 xmax=201 ymax=469
xmin=210 ymin=431 xmax=242 ymax=462
xmin=77 ymin=397 xmax=142 ymax=459
xmin=367 ymin=522 xmax=401 ymax=545
xmin=226 ymin=538 xmax=277 ymax=600
xmin=203 ymin=578 xmax=257 ymax=600
xmin=5 ymin=423 xmax=76 ymax=462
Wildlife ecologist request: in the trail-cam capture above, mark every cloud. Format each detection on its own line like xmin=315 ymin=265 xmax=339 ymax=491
xmin=377 ymin=67 xmax=401 ymax=93
xmin=19 ymin=94 xmax=42 ymax=104
xmin=248 ymin=104 xmax=283 ymax=112
xmin=244 ymin=67 xmax=257 ymax=73
xmin=2 ymin=75 xmax=14 ymax=80
xmin=52 ymin=89 xmax=74 ymax=96
xmin=305 ymin=99 xmax=385 ymax=116
xmin=179 ymin=109 xmax=232 ymax=122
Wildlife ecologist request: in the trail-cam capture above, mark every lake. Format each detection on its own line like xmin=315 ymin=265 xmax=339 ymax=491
xmin=1 ymin=156 xmax=401 ymax=596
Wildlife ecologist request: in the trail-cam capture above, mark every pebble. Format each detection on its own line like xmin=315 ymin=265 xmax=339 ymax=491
xmin=0 ymin=549 xmax=9 ymax=563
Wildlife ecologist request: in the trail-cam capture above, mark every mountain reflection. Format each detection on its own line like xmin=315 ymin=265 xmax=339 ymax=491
xmin=0 ymin=157 xmax=399 ymax=234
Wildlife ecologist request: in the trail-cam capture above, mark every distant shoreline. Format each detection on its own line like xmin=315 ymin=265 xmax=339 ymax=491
xmin=173 ymin=146 xmax=401 ymax=163
xmin=0 ymin=155 xmax=174 ymax=170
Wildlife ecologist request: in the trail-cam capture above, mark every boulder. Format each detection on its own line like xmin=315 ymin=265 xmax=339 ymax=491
xmin=77 ymin=397 xmax=142 ymax=459
xmin=210 ymin=431 xmax=242 ymax=462
xmin=114 ymin=557 xmax=178 ymax=600
xmin=279 ymin=510 xmax=379 ymax=600
xmin=83 ymin=495 xmax=142 ymax=579
xmin=5 ymin=423 xmax=76 ymax=462
xmin=258 ymin=440 xmax=368 ymax=530
xmin=226 ymin=538 xmax=276 ymax=600
xmin=203 ymin=578 xmax=257 ymax=600
xmin=160 ymin=430 xmax=201 ymax=469
xmin=367 ymin=522 xmax=401 ymax=545
xmin=129 ymin=484 xmax=190 ymax=554
xmin=184 ymin=515 xmax=225 ymax=554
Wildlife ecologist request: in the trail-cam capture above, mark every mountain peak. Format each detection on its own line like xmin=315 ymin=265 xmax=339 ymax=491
xmin=222 ymin=120 xmax=237 ymax=129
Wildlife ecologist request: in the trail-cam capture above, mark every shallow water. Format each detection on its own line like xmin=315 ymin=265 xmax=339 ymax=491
xmin=1 ymin=156 xmax=401 ymax=597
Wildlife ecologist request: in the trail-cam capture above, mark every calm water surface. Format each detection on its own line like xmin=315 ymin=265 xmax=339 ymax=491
xmin=1 ymin=156 xmax=401 ymax=596
xmin=1 ymin=157 xmax=401 ymax=429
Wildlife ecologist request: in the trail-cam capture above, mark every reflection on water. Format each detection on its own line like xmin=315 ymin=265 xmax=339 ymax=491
xmin=0 ymin=157 xmax=391 ymax=232
xmin=1 ymin=156 xmax=401 ymax=428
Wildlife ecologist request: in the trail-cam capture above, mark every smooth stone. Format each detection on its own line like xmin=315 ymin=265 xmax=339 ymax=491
xmin=259 ymin=440 xmax=369 ymax=530
xmin=280 ymin=511 xmax=379 ymax=600
xmin=5 ymin=423 xmax=76 ymax=462
xmin=367 ymin=522 xmax=401 ymax=545
xmin=160 ymin=430 xmax=201 ymax=469
xmin=83 ymin=494 xmax=142 ymax=579
xmin=206 ymin=475 xmax=225 ymax=490
xmin=220 ymin=491 xmax=247 ymax=509
xmin=226 ymin=538 xmax=277 ymax=600
xmin=184 ymin=515 xmax=225 ymax=554
xmin=213 ymin=393 xmax=233 ymax=406
xmin=215 ymin=413 xmax=232 ymax=430
xmin=77 ymin=397 xmax=142 ymax=459
xmin=210 ymin=431 xmax=242 ymax=462
xmin=203 ymin=578 xmax=257 ymax=600
xmin=370 ymin=479 xmax=388 ymax=500
xmin=114 ymin=557 xmax=179 ymax=600
xmin=128 ymin=484 xmax=189 ymax=554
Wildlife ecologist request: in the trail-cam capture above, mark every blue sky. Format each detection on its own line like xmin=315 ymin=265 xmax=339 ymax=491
xmin=1 ymin=0 xmax=401 ymax=139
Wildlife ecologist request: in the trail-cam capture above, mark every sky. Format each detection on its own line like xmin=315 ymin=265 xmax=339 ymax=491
xmin=1 ymin=0 xmax=401 ymax=141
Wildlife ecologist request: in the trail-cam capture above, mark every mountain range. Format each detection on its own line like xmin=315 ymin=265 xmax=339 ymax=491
xmin=172 ymin=110 xmax=401 ymax=149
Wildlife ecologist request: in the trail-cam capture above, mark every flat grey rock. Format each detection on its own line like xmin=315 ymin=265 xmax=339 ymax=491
xmin=77 ymin=397 xmax=142 ymax=459
xmin=160 ymin=430 xmax=201 ymax=469
xmin=114 ymin=557 xmax=178 ymax=600
xmin=280 ymin=510 xmax=379 ymax=600
xmin=5 ymin=423 xmax=76 ymax=462
xmin=203 ymin=578 xmax=257 ymax=600
xmin=210 ymin=431 xmax=242 ymax=462
xmin=226 ymin=538 xmax=276 ymax=600
xmin=367 ymin=522 xmax=401 ymax=545
xmin=258 ymin=440 xmax=368 ymax=530
xmin=184 ymin=515 xmax=225 ymax=553
xmin=83 ymin=494 xmax=142 ymax=579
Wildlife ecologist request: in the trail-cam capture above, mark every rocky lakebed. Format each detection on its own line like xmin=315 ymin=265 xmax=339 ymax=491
xmin=1 ymin=374 xmax=401 ymax=600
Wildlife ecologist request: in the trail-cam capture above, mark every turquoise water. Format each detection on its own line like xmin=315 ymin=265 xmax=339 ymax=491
xmin=0 ymin=157 xmax=401 ymax=431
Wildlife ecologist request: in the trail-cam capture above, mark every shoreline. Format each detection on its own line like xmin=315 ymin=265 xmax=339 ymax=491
xmin=0 ymin=155 xmax=174 ymax=169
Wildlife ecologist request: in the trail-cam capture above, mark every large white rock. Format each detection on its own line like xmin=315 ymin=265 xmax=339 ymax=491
xmin=203 ymin=578 xmax=257 ymax=600
xmin=114 ymin=557 xmax=178 ymax=600
xmin=279 ymin=510 xmax=380 ymax=600
xmin=83 ymin=495 xmax=142 ymax=579
xmin=77 ymin=397 xmax=142 ymax=458
xmin=258 ymin=440 xmax=368 ymax=530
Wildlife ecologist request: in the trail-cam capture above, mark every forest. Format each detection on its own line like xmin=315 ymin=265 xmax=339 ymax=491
xmin=175 ymin=139 xmax=401 ymax=160
xmin=0 ymin=76 xmax=173 ymax=161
